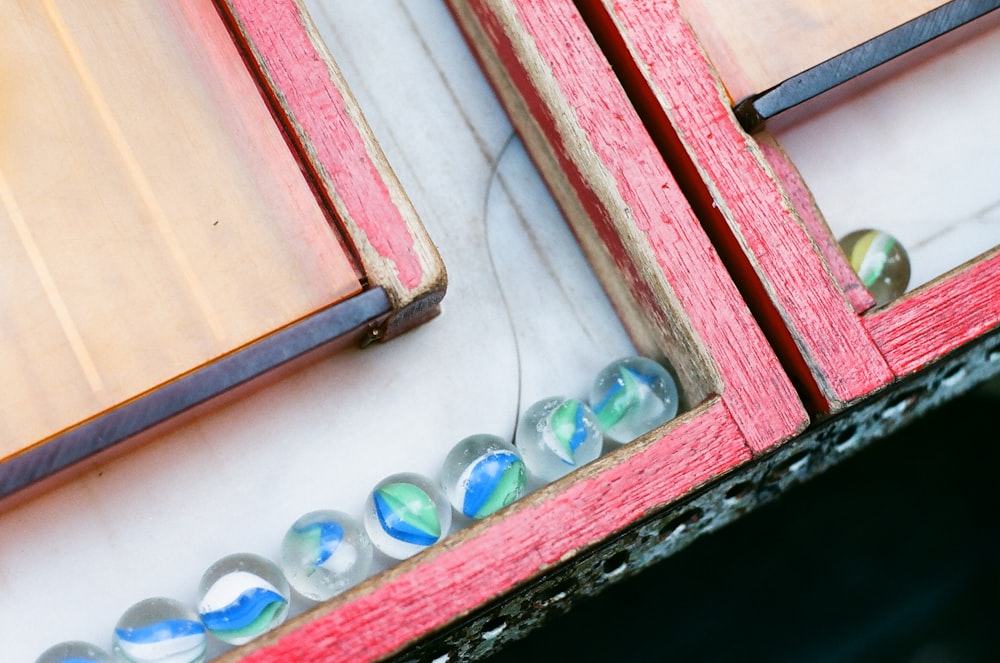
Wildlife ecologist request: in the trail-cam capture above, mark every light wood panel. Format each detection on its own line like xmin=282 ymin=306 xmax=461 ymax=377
xmin=0 ymin=0 xmax=362 ymax=458
xmin=676 ymin=0 xmax=947 ymax=103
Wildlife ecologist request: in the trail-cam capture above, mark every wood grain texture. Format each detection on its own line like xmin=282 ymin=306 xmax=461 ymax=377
xmin=583 ymin=0 xmax=896 ymax=412
xmin=218 ymin=0 xmax=447 ymax=335
xmin=0 ymin=0 xmax=362 ymax=460
xmin=676 ymin=0 xmax=947 ymax=104
xmin=449 ymin=0 xmax=807 ymax=451
xmin=865 ymin=248 xmax=1000 ymax=375
xmin=221 ymin=398 xmax=750 ymax=662
xmin=755 ymin=133 xmax=876 ymax=315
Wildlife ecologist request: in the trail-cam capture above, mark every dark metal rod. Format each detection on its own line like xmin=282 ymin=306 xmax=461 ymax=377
xmin=0 ymin=287 xmax=391 ymax=499
xmin=735 ymin=0 xmax=1000 ymax=132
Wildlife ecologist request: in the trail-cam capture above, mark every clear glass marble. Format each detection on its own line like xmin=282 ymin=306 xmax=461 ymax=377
xmin=111 ymin=597 xmax=206 ymax=663
xmin=196 ymin=552 xmax=290 ymax=646
xmin=36 ymin=641 xmax=112 ymax=663
xmin=839 ymin=228 xmax=910 ymax=306
xmin=280 ymin=509 xmax=374 ymax=602
xmin=441 ymin=434 xmax=527 ymax=519
xmin=514 ymin=397 xmax=602 ymax=482
xmin=364 ymin=472 xmax=451 ymax=560
xmin=590 ymin=356 xmax=679 ymax=444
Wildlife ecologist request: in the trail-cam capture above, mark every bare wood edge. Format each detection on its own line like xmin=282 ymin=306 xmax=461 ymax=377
xmin=583 ymin=0 xmax=896 ymax=414
xmin=215 ymin=0 xmax=447 ymax=341
xmin=469 ymin=11 xmax=717 ymax=411
xmin=754 ymin=132 xmax=877 ymax=315
xmin=456 ymin=2 xmax=723 ymax=402
xmin=291 ymin=7 xmax=446 ymax=341
xmin=218 ymin=396 xmax=751 ymax=662
xmin=865 ymin=246 xmax=1000 ymax=375
xmin=450 ymin=0 xmax=721 ymax=408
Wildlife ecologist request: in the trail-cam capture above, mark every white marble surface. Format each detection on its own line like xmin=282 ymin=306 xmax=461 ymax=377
xmin=2 ymin=2 xmax=995 ymax=660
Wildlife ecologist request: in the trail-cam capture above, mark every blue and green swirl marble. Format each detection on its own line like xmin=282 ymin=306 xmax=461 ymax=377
xmin=200 ymin=586 xmax=287 ymax=643
xmin=592 ymin=362 xmax=657 ymax=431
xmin=198 ymin=570 xmax=288 ymax=645
xmin=291 ymin=519 xmax=345 ymax=568
xmin=457 ymin=450 xmax=526 ymax=519
xmin=545 ymin=398 xmax=590 ymax=465
xmin=113 ymin=619 xmax=206 ymax=663
xmin=373 ymin=482 xmax=442 ymax=545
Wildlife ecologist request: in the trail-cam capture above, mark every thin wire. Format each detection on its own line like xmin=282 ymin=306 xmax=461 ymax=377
xmin=482 ymin=131 xmax=524 ymax=437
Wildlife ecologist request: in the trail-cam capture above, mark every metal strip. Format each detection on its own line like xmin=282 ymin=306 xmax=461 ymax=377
xmin=735 ymin=0 xmax=1000 ymax=132
xmin=0 ymin=287 xmax=391 ymax=500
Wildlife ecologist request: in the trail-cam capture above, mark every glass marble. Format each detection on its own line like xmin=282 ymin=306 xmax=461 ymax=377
xmin=364 ymin=472 xmax=452 ymax=560
xmin=441 ymin=434 xmax=527 ymax=519
xmin=514 ymin=397 xmax=602 ymax=482
xmin=196 ymin=552 xmax=290 ymax=646
xmin=590 ymin=356 xmax=679 ymax=444
xmin=111 ymin=597 xmax=206 ymax=663
xmin=36 ymin=641 xmax=112 ymax=663
xmin=839 ymin=228 xmax=910 ymax=306
xmin=280 ymin=509 xmax=374 ymax=602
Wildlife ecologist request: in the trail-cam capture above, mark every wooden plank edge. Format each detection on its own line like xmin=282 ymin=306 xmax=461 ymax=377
xmin=215 ymin=0 xmax=447 ymax=338
xmin=865 ymin=247 xmax=1000 ymax=376
xmin=458 ymin=0 xmax=719 ymax=411
xmin=754 ymin=133 xmax=877 ymax=315
xmin=580 ymin=0 xmax=895 ymax=413
xmin=218 ymin=397 xmax=750 ymax=662
xmin=0 ymin=288 xmax=392 ymax=507
xmin=449 ymin=0 xmax=807 ymax=450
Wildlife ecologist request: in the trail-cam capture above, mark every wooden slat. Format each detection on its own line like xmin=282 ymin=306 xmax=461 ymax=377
xmin=447 ymin=0 xmax=807 ymax=451
xmin=755 ymin=134 xmax=876 ymax=315
xmin=0 ymin=0 xmax=362 ymax=460
xmin=579 ymin=0 xmax=895 ymax=412
xmin=866 ymin=248 xmax=1000 ymax=375
xmin=217 ymin=0 xmax=447 ymax=337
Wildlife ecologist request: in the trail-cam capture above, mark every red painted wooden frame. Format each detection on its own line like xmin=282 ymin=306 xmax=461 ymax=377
xmin=575 ymin=0 xmax=1000 ymax=413
xmin=217 ymin=0 xmax=446 ymax=336
xmin=221 ymin=0 xmax=807 ymax=659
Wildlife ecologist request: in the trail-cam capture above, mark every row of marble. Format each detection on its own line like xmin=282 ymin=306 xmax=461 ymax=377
xmin=36 ymin=356 xmax=679 ymax=663
xmin=35 ymin=225 xmax=911 ymax=661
